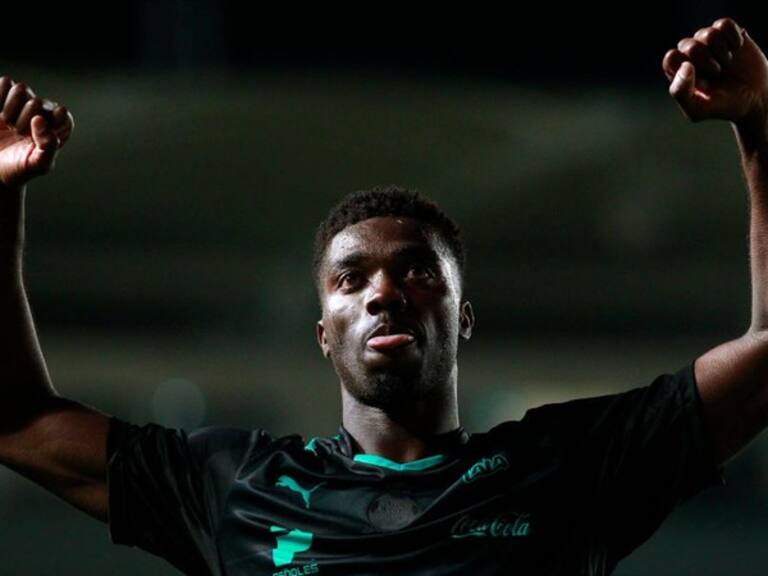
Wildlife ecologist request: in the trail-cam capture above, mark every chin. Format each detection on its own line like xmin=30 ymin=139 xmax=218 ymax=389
xmin=359 ymin=369 xmax=425 ymax=410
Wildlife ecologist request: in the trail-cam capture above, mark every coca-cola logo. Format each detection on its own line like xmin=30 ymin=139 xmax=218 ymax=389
xmin=461 ymin=453 xmax=510 ymax=484
xmin=450 ymin=512 xmax=531 ymax=539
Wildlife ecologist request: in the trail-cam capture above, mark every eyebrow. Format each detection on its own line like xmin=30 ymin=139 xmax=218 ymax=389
xmin=327 ymin=244 xmax=440 ymax=277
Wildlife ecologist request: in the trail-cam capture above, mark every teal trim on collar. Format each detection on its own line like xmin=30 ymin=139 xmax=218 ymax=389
xmin=304 ymin=437 xmax=319 ymax=455
xmin=352 ymin=452 xmax=447 ymax=471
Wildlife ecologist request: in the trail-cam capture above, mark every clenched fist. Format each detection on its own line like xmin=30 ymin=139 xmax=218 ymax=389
xmin=662 ymin=18 xmax=768 ymax=127
xmin=0 ymin=76 xmax=74 ymax=189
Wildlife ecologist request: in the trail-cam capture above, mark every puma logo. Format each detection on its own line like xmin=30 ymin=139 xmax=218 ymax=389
xmin=276 ymin=475 xmax=325 ymax=509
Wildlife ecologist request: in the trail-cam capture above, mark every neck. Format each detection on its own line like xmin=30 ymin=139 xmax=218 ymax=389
xmin=340 ymin=365 xmax=460 ymax=462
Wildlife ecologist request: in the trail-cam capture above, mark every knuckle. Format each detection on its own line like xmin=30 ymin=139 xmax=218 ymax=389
xmin=662 ymin=48 xmax=680 ymax=64
xmin=677 ymin=38 xmax=693 ymax=52
xmin=668 ymin=50 xmax=686 ymax=68
xmin=713 ymin=17 xmax=735 ymax=30
xmin=694 ymin=28 xmax=715 ymax=43
xmin=712 ymin=18 xmax=741 ymax=44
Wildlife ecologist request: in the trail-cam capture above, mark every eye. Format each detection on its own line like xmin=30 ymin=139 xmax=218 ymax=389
xmin=406 ymin=263 xmax=434 ymax=279
xmin=338 ymin=271 xmax=364 ymax=289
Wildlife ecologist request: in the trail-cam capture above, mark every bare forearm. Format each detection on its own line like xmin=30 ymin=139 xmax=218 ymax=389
xmin=0 ymin=184 xmax=58 ymax=433
xmin=734 ymin=112 xmax=768 ymax=332
xmin=0 ymin=183 xmax=24 ymax=269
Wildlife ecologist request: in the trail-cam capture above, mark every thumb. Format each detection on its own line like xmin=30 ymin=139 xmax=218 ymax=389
xmin=669 ymin=61 xmax=701 ymax=120
xmin=31 ymin=115 xmax=59 ymax=151
xmin=28 ymin=115 xmax=59 ymax=173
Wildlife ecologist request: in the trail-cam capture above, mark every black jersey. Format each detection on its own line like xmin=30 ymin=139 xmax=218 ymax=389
xmin=106 ymin=362 xmax=726 ymax=576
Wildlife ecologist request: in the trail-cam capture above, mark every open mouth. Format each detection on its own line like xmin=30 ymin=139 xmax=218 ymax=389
xmin=367 ymin=333 xmax=416 ymax=351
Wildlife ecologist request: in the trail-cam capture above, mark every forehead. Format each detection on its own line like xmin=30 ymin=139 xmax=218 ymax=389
xmin=325 ymin=216 xmax=446 ymax=268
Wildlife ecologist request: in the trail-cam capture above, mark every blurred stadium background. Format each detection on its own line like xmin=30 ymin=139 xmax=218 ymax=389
xmin=0 ymin=2 xmax=765 ymax=574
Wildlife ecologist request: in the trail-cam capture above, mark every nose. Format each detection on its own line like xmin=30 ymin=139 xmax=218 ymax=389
xmin=365 ymin=270 xmax=407 ymax=316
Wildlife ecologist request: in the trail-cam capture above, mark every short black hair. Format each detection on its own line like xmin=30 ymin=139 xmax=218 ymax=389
xmin=312 ymin=185 xmax=466 ymax=300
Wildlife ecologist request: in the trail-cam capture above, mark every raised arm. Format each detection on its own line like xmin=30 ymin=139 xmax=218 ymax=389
xmin=661 ymin=18 xmax=768 ymax=467
xmin=0 ymin=76 xmax=111 ymax=522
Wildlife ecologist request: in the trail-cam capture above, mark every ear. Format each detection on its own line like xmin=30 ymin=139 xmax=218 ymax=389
xmin=459 ymin=300 xmax=474 ymax=340
xmin=316 ymin=319 xmax=331 ymax=358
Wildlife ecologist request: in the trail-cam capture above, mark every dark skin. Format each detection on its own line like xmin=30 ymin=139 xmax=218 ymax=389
xmin=662 ymin=18 xmax=768 ymax=467
xmin=1 ymin=14 xmax=768 ymax=531
xmin=316 ymin=216 xmax=475 ymax=462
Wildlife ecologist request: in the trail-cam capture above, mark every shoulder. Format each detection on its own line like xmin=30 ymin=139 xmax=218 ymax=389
xmin=482 ymin=364 xmax=697 ymax=451
xmin=107 ymin=416 xmax=278 ymax=474
xmin=527 ymin=365 xmax=693 ymax=423
xmin=186 ymin=424 xmax=275 ymax=463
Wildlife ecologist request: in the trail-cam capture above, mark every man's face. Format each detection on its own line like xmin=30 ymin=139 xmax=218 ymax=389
xmin=316 ymin=216 xmax=474 ymax=409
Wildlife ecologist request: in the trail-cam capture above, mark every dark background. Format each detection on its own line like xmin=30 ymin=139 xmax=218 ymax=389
xmin=0 ymin=2 xmax=767 ymax=575
xmin=1 ymin=2 xmax=763 ymax=83
xmin=2 ymin=0 xmax=764 ymax=85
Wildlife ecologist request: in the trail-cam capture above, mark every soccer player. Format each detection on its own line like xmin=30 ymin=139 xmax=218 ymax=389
xmin=0 ymin=15 xmax=766 ymax=576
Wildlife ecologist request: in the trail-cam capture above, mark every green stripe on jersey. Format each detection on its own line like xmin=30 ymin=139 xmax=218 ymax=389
xmin=353 ymin=453 xmax=446 ymax=471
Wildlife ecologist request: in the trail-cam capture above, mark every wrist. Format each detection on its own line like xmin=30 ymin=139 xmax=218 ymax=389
xmin=0 ymin=182 xmax=26 ymax=249
xmin=733 ymin=106 xmax=768 ymax=159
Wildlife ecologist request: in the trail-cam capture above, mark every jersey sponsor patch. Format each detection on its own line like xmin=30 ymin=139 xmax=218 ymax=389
xmin=450 ymin=511 xmax=532 ymax=539
xmin=366 ymin=492 xmax=423 ymax=531
xmin=461 ymin=452 xmax=510 ymax=484
xmin=272 ymin=560 xmax=320 ymax=576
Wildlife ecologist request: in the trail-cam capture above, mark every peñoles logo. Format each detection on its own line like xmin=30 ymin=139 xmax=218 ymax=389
xmin=272 ymin=562 xmax=320 ymax=576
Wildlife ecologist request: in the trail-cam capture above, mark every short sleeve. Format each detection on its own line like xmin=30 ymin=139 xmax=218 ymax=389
xmin=517 ymin=362 xmax=726 ymax=564
xmin=106 ymin=416 xmax=273 ymax=575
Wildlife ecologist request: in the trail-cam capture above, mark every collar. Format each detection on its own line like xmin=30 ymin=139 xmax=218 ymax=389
xmin=335 ymin=423 xmax=470 ymax=471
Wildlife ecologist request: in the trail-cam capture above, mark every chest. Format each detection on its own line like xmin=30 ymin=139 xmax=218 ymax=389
xmin=215 ymin=450 xmax=586 ymax=575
